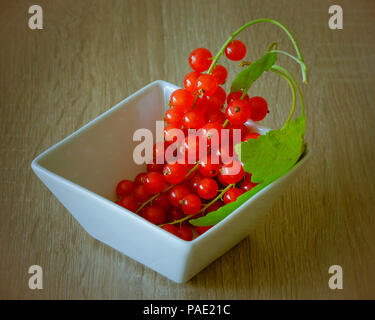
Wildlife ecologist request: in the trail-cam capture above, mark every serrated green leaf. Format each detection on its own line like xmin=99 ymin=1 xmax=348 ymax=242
xmin=230 ymin=52 xmax=277 ymax=93
xmin=190 ymin=115 xmax=306 ymax=227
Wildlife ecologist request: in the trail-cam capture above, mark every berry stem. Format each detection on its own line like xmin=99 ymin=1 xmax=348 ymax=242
xmin=269 ymin=49 xmax=307 ymax=77
xmin=272 ymin=64 xmax=305 ymax=117
xmin=159 ymin=183 xmax=235 ymax=227
xmin=136 ymin=163 xmax=199 ymax=213
xmin=207 ymin=19 xmax=307 ymax=83
xmin=222 ymin=119 xmax=229 ymax=128
xmin=271 ymin=68 xmax=296 ymax=127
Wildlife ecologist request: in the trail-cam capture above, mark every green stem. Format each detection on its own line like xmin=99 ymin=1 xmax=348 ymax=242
xmin=159 ymin=183 xmax=235 ymax=227
xmin=272 ymin=64 xmax=305 ymax=116
xmin=269 ymin=49 xmax=307 ymax=76
xmin=271 ymin=68 xmax=296 ymax=127
xmin=136 ymin=163 xmax=199 ymax=213
xmin=207 ymin=18 xmax=307 ymax=83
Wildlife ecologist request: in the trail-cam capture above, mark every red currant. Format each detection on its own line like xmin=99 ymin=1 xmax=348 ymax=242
xmin=225 ymin=40 xmax=247 ymax=61
xmin=176 ymin=225 xmax=193 ymax=241
xmin=133 ymin=184 xmax=150 ymax=202
xmin=200 ymin=121 xmax=222 ymax=149
xmin=243 ymin=132 xmax=260 ymax=141
xmin=206 ymin=201 xmax=223 ymax=213
xmin=147 ymin=162 xmax=164 ymax=173
xmin=188 ymin=48 xmax=212 ymax=72
xmin=198 ymin=155 xmax=220 ymax=177
xmin=181 ymin=194 xmax=201 ymax=215
xmin=227 ymin=91 xmax=250 ymax=104
xmin=153 ymin=193 xmax=171 ymax=210
xmin=240 ymin=179 xmax=258 ymax=192
xmin=153 ymin=142 xmax=167 ymax=163
xmin=211 ymin=65 xmax=228 ymax=84
xmin=226 ymin=99 xmax=251 ymax=126
xmin=189 ymin=173 xmax=203 ymax=193
xmin=223 ymin=188 xmax=244 ymax=204
xmin=161 ymin=224 xmax=178 ymax=236
xmin=116 ymin=179 xmax=134 ymax=197
xmin=196 ymin=74 xmax=218 ymax=96
xmin=164 ymin=107 xmax=183 ymax=126
xmin=207 ymin=110 xmax=226 ymax=124
xmin=184 ymin=71 xmax=201 ymax=93
xmin=183 ymin=110 xmax=205 ymax=130
xmin=134 ymin=172 xmax=147 ymax=185
xmin=205 ymin=86 xmax=226 ymax=111
xmin=197 ymin=178 xmax=219 ymax=200
xmin=248 ymin=96 xmax=268 ymax=121
xmin=167 ymin=207 xmax=185 ymax=221
xmin=168 ymin=184 xmax=191 ymax=207
xmin=218 ymin=161 xmax=244 ymax=185
xmin=181 ymin=134 xmax=201 ymax=163
xmin=195 ymin=225 xmax=213 ymax=236
xmin=227 ymin=123 xmax=249 ymax=142
xmin=142 ymin=205 xmax=166 ymax=224
xmin=117 ymin=195 xmax=137 ymax=212
xmin=170 ymin=89 xmax=194 ymax=112
xmin=163 ymin=163 xmax=187 ymax=184
xmin=144 ymin=172 xmax=166 ymax=194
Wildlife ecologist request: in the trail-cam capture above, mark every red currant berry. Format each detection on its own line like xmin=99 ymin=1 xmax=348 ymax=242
xmin=142 ymin=205 xmax=166 ymax=224
xmin=243 ymin=132 xmax=260 ymax=141
xmin=227 ymin=123 xmax=250 ymax=142
xmin=176 ymin=225 xmax=193 ymax=241
xmin=117 ymin=195 xmax=137 ymax=212
xmin=168 ymin=184 xmax=191 ymax=207
xmin=133 ymin=184 xmax=150 ymax=202
xmin=225 ymin=40 xmax=247 ymax=61
xmin=163 ymin=163 xmax=187 ymax=184
xmin=196 ymin=74 xmax=218 ymax=96
xmin=227 ymin=91 xmax=250 ymax=104
xmin=183 ymin=110 xmax=205 ymax=130
xmin=197 ymin=178 xmax=219 ymax=200
xmin=189 ymin=173 xmax=203 ymax=193
xmin=144 ymin=172 xmax=166 ymax=194
xmin=200 ymin=121 xmax=222 ymax=149
xmin=226 ymin=99 xmax=252 ymax=126
xmin=223 ymin=188 xmax=244 ymax=204
xmin=162 ymin=224 xmax=178 ymax=235
xmin=248 ymin=96 xmax=268 ymax=121
xmin=116 ymin=179 xmax=134 ymax=197
xmin=181 ymin=194 xmax=202 ymax=215
xmin=184 ymin=71 xmax=201 ymax=93
xmin=206 ymin=201 xmax=223 ymax=213
xmin=199 ymin=155 xmax=220 ymax=177
xmin=167 ymin=207 xmax=185 ymax=221
xmin=170 ymin=89 xmax=194 ymax=112
xmin=205 ymin=86 xmax=226 ymax=111
xmin=207 ymin=110 xmax=226 ymax=124
xmin=153 ymin=193 xmax=171 ymax=210
xmin=240 ymin=179 xmax=258 ymax=192
xmin=212 ymin=142 xmax=235 ymax=165
xmin=218 ymin=161 xmax=244 ymax=185
xmin=195 ymin=225 xmax=213 ymax=236
xmin=134 ymin=172 xmax=147 ymax=185
xmin=181 ymin=134 xmax=201 ymax=163
xmin=211 ymin=65 xmax=228 ymax=85
xmin=164 ymin=107 xmax=184 ymax=126
xmin=147 ymin=162 xmax=164 ymax=173
xmin=188 ymin=48 xmax=212 ymax=72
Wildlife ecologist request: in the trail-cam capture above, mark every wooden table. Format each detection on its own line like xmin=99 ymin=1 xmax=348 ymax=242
xmin=1 ymin=0 xmax=374 ymax=299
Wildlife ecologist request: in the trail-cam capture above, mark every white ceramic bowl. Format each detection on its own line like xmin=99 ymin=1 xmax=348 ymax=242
xmin=31 ymin=80 xmax=310 ymax=283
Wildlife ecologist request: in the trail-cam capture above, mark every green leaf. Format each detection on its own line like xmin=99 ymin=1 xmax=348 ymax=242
xmin=190 ymin=115 xmax=306 ymax=227
xmin=230 ymin=52 xmax=277 ymax=93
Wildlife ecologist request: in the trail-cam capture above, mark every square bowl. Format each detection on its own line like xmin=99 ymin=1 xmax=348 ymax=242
xmin=31 ymin=80 xmax=310 ymax=283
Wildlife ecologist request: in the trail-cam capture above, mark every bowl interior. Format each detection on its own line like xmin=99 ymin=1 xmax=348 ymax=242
xmin=36 ymin=82 xmax=176 ymax=201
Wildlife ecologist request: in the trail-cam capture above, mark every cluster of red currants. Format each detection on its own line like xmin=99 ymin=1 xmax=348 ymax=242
xmin=114 ymin=40 xmax=268 ymax=241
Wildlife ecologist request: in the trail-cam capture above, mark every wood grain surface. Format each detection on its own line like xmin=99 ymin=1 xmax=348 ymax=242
xmin=1 ymin=0 xmax=374 ymax=299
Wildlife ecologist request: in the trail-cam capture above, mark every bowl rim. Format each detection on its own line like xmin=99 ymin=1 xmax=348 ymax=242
xmin=31 ymin=80 xmax=311 ymax=249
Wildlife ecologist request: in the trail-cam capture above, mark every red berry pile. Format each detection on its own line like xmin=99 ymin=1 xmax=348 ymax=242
xmin=114 ymin=40 xmax=270 ymax=241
